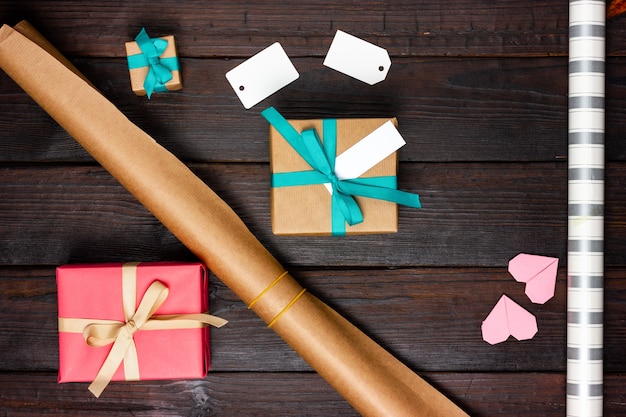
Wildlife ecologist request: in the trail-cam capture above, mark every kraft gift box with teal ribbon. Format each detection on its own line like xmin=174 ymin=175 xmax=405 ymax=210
xmin=125 ymin=28 xmax=182 ymax=98
xmin=263 ymin=107 xmax=421 ymax=236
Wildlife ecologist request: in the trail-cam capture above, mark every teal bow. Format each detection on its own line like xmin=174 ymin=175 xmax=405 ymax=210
xmin=262 ymin=107 xmax=421 ymax=235
xmin=126 ymin=28 xmax=179 ymax=98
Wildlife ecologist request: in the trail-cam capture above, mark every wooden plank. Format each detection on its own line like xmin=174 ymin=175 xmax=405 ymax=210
xmin=0 ymin=161 xmax=587 ymax=267
xmin=0 ymin=55 xmax=577 ymax=163
xmin=2 ymin=55 xmax=626 ymax=163
xmin=4 ymin=0 xmax=625 ymax=58
xmin=0 ymin=0 xmax=575 ymax=58
xmin=0 ymin=371 xmax=624 ymax=416
xmin=1 ymin=266 xmax=625 ymax=373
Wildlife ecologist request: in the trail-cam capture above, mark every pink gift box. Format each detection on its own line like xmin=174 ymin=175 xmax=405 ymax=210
xmin=57 ymin=262 xmax=211 ymax=384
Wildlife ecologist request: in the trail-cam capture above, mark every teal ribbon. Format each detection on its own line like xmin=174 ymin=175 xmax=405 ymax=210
xmin=127 ymin=28 xmax=179 ymax=99
xmin=261 ymin=107 xmax=421 ymax=236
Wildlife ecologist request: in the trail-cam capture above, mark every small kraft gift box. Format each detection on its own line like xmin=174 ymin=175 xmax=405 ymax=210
xmin=125 ymin=27 xmax=182 ymax=98
xmin=262 ymin=107 xmax=421 ymax=236
xmin=57 ymin=262 xmax=226 ymax=397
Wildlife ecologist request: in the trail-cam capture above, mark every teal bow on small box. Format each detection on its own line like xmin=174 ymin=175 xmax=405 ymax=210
xmin=262 ymin=107 xmax=421 ymax=236
xmin=125 ymin=28 xmax=181 ymax=98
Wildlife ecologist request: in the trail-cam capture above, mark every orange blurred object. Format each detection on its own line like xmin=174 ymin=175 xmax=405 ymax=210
xmin=608 ymin=0 xmax=626 ymax=19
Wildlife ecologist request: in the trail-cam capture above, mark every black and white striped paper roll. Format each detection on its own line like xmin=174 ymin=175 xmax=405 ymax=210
xmin=568 ymin=1 xmax=605 ymax=416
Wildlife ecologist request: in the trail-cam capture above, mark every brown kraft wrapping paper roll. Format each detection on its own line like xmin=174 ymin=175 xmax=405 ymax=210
xmin=0 ymin=22 xmax=468 ymax=417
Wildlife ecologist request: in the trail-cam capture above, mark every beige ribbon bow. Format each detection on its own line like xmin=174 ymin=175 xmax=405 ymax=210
xmin=58 ymin=262 xmax=227 ymax=397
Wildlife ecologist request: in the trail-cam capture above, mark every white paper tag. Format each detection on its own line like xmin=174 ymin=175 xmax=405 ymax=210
xmin=323 ymin=30 xmax=391 ymax=85
xmin=324 ymin=121 xmax=405 ymax=193
xmin=225 ymin=42 xmax=299 ymax=109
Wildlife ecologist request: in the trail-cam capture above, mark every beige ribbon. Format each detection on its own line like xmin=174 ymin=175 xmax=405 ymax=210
xmin=58 ymin=262 xmax=227 ymax=397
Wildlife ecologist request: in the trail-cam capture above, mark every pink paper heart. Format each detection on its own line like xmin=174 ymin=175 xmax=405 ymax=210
xmin=481 ymin=295 xmax=538 ymax=345
xmin=508 ymin=253 xmax=559 ymax=304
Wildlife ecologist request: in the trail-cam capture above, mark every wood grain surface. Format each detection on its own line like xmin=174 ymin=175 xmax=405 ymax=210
xmin=0 ymin=1 xmax=625 ymax=416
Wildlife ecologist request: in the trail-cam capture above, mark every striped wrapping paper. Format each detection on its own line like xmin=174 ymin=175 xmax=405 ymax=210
xmin=567 ymin=1 xmax=605 ymax=416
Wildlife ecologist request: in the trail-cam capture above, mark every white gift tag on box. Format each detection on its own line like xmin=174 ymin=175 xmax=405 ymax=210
xmin=324 ymin=120 xmax=406 ymax=194
xmin=225 ymin=42 xmax=299 ymax=109
xmin=323 ymin=30 xmax=391 ymax=85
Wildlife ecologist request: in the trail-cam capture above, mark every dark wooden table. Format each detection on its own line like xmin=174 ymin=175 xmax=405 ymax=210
xmin=1 ymin=1 xmax=625 ymax=416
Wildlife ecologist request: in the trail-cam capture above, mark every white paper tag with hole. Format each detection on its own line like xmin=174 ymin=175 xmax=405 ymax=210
xmin=324 ymin=121 xmax=405 ymax=194
xmin=225 ymin=42 xmax=299 ymax=109
xmin=323 ymin=30 xmax=391 ymax=85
